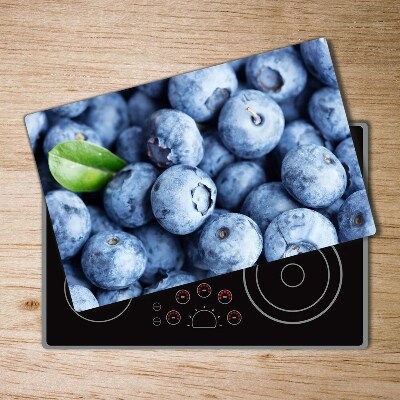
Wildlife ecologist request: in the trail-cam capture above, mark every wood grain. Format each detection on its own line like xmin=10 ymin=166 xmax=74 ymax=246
xmin=0 ymin=1 xmax=399 ymax=399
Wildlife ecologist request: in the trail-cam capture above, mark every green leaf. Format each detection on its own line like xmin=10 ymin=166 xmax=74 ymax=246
xmin=48 ymin=141 xmax=127 ymax=192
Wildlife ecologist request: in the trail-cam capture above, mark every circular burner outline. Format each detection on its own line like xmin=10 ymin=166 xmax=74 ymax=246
xmin=64 ymin=279 xmax=132 ymax=323
xmin=280 ymin=263 xmax=306 ymax=288
xmin=256 ymin=249 xmax=330 ymax=313
xmin=243 ymin=246 xmax=343 ymax=324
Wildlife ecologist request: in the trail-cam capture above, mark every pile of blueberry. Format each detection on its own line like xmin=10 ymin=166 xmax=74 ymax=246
xmin=26 ymin=38 xmax=375 ymax=312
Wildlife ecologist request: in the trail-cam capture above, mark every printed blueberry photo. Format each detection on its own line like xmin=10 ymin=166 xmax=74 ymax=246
xmin=25 ymin=37 xmax=376 ymax=312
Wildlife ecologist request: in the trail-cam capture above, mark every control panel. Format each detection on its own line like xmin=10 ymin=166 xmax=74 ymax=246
xmin=152 ymin=282 xmax=242 ymax=328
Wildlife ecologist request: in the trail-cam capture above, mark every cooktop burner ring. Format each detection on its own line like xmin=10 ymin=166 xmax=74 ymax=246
xmin=243 ymin=246 xmax=343 ymax=325
xmin=64 ymin=279 xmax=132 ymax=323
xmin=255 ymin=249 xmax=331 ymax=313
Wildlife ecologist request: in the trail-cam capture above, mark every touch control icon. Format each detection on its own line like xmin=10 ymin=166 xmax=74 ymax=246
xmin=175 ymin=289 xmax=190 ymax=304
xmin=191 ymin=310 xmax=217 ymax=328
xmin=166 ymin=310 xmax=181 ymax=325
xmin=218 ymin=289 xmax=232 ymax=304
xmin=197 ymin=283 xmax=212 ymax=298
xmin=227 ymin=310 xmax=242 ymax=325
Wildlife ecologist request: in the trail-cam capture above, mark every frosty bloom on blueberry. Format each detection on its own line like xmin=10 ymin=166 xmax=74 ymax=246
xmin=318 ymin=197 xmax=345 ymax=228
xmin=275 ymin=119 xmax=324 ymax=164
xmin=144 ymin=109 xmax=204 ymax=168
xmin=241 ymin=182 xmax=301 ymax=233
xmin=144 ymin=271 xmax=197 ymax=295
xmin=264 ymin=208 xmax=339 ymax=262
xmin=104 ymin=162 xmax=160 ymax=228
xmin=46 ymin=190 xmax=91 ymax=260
xmin=218 ymin=89 xmax=285 ymax=158
xmin=63 ymin=262 xmax=94 ymax=291
xmin=278 ymin=75 xmax=323 ymax=123
xmin=300 ymin=38 xmax=338 ymax=88
xmin=184 ymin=208 xmax=229 ymax=271
xmin=151 ymin=165 xmax=217 ymax=235
xmin=334 ymin=137 xmax=365 ymax=198
xmin=81 ymin=92 xmax=129 ymax=148
xmin=198 ymin=131 xmax=235 ymax=178
xmin=81 ymin=231 xmax=147 ymax=290
xmin=130 ymin=221 xmax=185 ymax=285
xmin=115 ymin=126 xmax=146 ymax=164
xmin=198 ymin=212 xmax=263 ymax=274
xmin=168 ymin=64 xmax=238 ymax=122
xmin=281 ymin=144 xmax=347 ymax=208
xmin=25 ymin=111 xmax=47 ymax=151
xmin=87 ymin=205 xmax=121 ymax=235
xmin=308 ymin=87 xmax=350 ymax=142
xmin=138 ymin=79 xmax=169 ymax=99
xmin=69 ymin=285 xmax=99 ymax=312
xmin=215 ymin=161 xmax=267 ymax=211
xmin=96 ymin=281 xmax=143 ymax=307
xmin=43 ymin=119 xmax=103 ymax=156
xmin=128 ymin=90 xmax=159 ymax=128
xmin=337 ymin=190 xmax=376 ymax=241
xmin=246 ymin=46 xmax=308 ymax=102
xmin=51 ymin=99 xmax=90 ymax=118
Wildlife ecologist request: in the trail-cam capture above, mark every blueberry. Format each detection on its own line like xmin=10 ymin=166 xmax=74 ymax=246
xmin=63 ymin=262 xmax=94 ymax=290
xmin=198 ymin=212 xmax=263 ymax=273
xmin=81 ymin=93 xmax=129 ymax=148
xmin=215 ymin=161 xmax=267 ymax=210
xmin=69 ymin=285 xmax=99 ymax=312
xmin=308 ymin=87 xmax=350 ymax=142
xmin=337 ymin=190 xmax=376 ymax=241
xmin=51 ymin=99 xmax=90 ymax=118
xmin=264 ymin=208 xmax=338 ymax=262
xmin=143 ymin=271 xmax=197 ymax=295
xmin=218 ymin=89 xmax=285 ymax=158
xmin=25 ymin=111 xmax=47 ymax=151
xmin=115 ymin=126 xmax=146 ymax=164
xmin=181 ymin=264 xmax=208 ymax=281
xmin=46 ymin=190 xmax=91 ymax=260
xmin=236 ymin=80 xmax=252 ymax=93
xmin=130 ymin=221 xmax=184 ymax=284
xmin=104 ymin=162 xmax=160 ymax=228
xmin=279 ymin=75 xmax=323 ymax=123
xmin=275 ymin=120 xmax=324 ymax=164
xmin=318 ymin=197 xmax=345 ymax=228
xmin=128 ymin=91 xmax=159 ymax=127
xmin=81 ymin=231 xmax=147 ymax=290
xmin=168 ymin=64 xmax=238 ymax=122
xmin=279 ymin=97 xmax=302 ymax=124
xmin=197 ymin=131 xmax=235 ymax=178
xmin=96 ymin=281 xmax=142 ymax=306
xmin=87 ymin=205 xmax=121 ymax=235
xmin=246 ymin=47 xmax=308 ymax=102
xmin=324 ymin=140 xmax=335 ymax=152
xmin=334 ymin=137 xmax=364 ymax=197
xmin=151 ymin=165 xmax=217 ymax=235
xmin=300 ymin=38 xmax=338 ymax=88
xmin=282 ymin=144 xmax=346 ymax=208
xmin=184 ymin=209 xmax=229 ymax=270
xmin=43 ymin=119 xmax=102 ymax=155
xmin=206 ymin=269 xmax=223 ymax=278
xmin=138 ymin=79 xmax=169 ymax=99
xmin=241 ymin=182 xmax=301 ymax=233
xmin=229 ymin=58 xmax=247 ymax=73
xmin=144 ymin=109 xmax=204 ymax=168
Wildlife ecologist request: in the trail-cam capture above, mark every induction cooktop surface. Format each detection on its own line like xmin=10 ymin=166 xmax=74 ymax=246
xmin=43 ymin=123 xmax=369 ymax=348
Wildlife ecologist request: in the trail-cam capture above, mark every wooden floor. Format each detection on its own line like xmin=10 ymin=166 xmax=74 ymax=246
xmin=0 ymin=1 xmax=399 ymax=399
